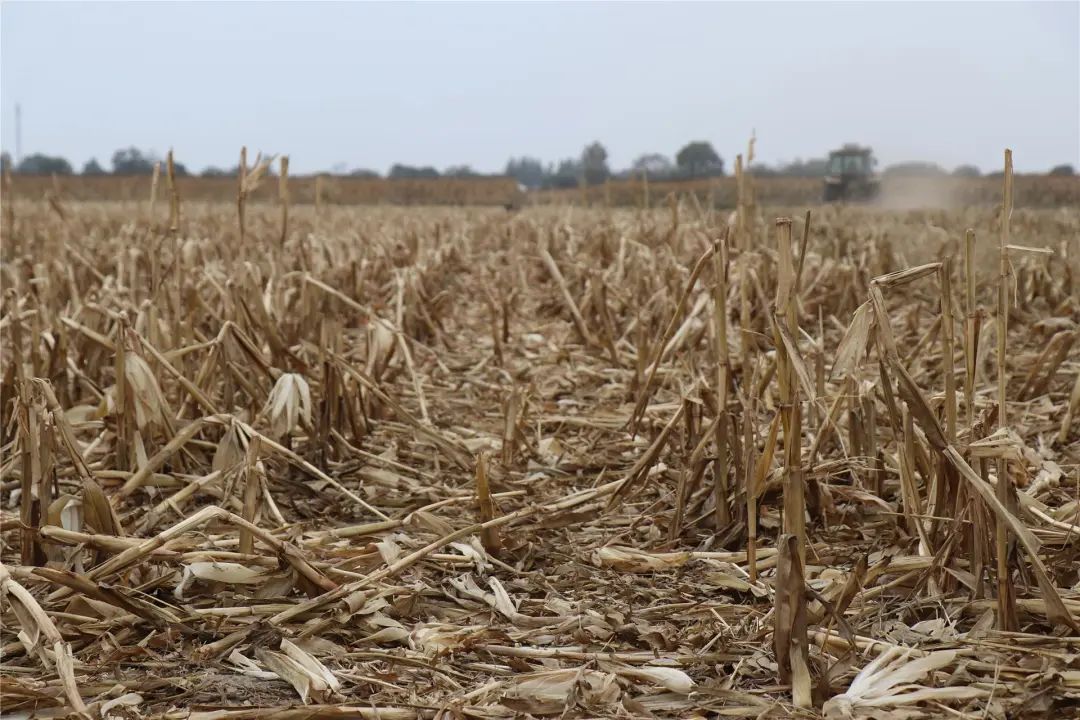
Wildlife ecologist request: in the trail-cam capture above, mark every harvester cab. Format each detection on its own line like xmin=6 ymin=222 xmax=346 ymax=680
xmin=823 ymin=144 xmax=880 ymax=202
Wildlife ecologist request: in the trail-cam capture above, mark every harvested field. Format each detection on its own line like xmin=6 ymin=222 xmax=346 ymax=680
xmin=1 ymin=166 xmax=1079 ymax=718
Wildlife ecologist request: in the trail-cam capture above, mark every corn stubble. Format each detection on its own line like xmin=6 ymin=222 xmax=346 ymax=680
xmin=0 ymin=149 xmax=1079 ymax=718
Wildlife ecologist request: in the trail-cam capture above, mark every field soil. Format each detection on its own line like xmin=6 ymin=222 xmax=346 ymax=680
xmin=1 ymin=198 xmax=1079 ymax=718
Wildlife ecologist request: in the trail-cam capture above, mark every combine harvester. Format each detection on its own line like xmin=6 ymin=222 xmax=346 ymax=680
xmin=823 ymin=143 xmax=881 ymax=202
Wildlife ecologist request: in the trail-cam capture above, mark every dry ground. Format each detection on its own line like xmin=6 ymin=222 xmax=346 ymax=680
xmin=1 ymin=198 xmax=1079 ymax=718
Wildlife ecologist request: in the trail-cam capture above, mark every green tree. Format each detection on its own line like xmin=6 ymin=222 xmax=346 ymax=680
xmin=546 ymin=159 xmax=581 ymax=189
xmin=111 ymin=147 xmax=157 ymax=175
xmin=16 ymin=153 xmax=73 ymax=175
xmin=505 ymin=157 xmax=545 ymax=188
xmin=581 ymin=141 xmax=610 ymax=185
xmin=631 ymin=153 xmax=673 ymax=176
xmin=445 ymin=165 xmax=480 ymax=178
xmin=1049 ymin=164 xmax=1075 ymax=176
xmin=82 ymin=158 xmax=107 ymax=175
xmin=389 ymin=164 xmax=440 ymax=179
xmin=349 ymin=168 xmax=380 ymax=178
xmin=676 ymin=141 xmax=723 ymax=177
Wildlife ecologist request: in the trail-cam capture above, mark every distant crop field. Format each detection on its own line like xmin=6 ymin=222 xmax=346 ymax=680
xmin=5 ymin=173 xmax=523 ymax=206
xmin=7 ymin=173 xmax=1077 ymax=210
xmin=537 ymin=173 xmax=1080 ymax=208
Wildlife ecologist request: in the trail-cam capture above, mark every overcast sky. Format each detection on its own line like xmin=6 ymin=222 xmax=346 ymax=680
xmin=2 ymin=1 xmax=1077 ymax=175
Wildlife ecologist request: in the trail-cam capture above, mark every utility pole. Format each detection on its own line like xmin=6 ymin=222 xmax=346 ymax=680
xmin=15 ymin=104 xmax=22 ymax=164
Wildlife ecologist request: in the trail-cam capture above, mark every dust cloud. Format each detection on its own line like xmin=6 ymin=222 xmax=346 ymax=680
xmin=873 ymin=176 xmax=964 ymax=210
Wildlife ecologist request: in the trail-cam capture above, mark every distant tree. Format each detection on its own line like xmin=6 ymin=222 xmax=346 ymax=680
xmin=172 ymin=161 xmax=190 ymax=177
xmin=16 ymin=153 xmax=73 ymax=175
xmin=505 ymin=157 xmax=545 ymax=188
xmin=676 ymin=141 xmax=723 ymax=177
xmin=349 ymin=168 xmax=381 ymax=178
xmin=546 ymin=158 xmax=582 ymax=189
xmin=200 ymin=166 xmax=231 ymax=177
xmin=1049 ymin=164 xmax=1075 ymax=176
xmin=81 ymin=158 xmax=107 ymax=175
xmin=581 ymin=141 xmax=610 ymax=185
xmin=781 ymin=158 xmax=828 ymax=177
xmin=882 ymin=162 xmax=946 ymax=177
xmin=1 ymin=152 xmax=11 ymax=174
xmin=445 ymin=165 xmax=481 ymax=178
xmin=952 ymin=164 xmax=981 ymax=178
xmin=631 ymin=153 xmax=674 ymax=176
xmin=111 ymin=147 xmax=158 ymax=175
xmin=389 ymin=164 xmax=440 ymax=179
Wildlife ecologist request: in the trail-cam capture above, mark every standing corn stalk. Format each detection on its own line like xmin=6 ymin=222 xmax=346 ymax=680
xmin=239 ymin=435 xmax=263 ymax=555
xmin=995 ymin=149 xmax=1018 ymax=631
xmin=279 ymin=155 xmax=290 ymax=246
xmin=113 ymin=314 xmax=131 ymax=471
xmin=771 ymin=217 xmax=810 ymax=708
xmin=734 ymin=152 xmax=759 ymax=578
xmin=773 ymin=534 xmax=811 ymax=708
xmin=934 ymin=257 xmax=959 ymax=561
xmin=237 ymin=146 xmax=248 ymax=244
xmin=712 ymin=229 xmax=731 ymax=526
xmin=475 ymin=452 xmax=500 ymax=553
xmin=773 ymin=217 xmax=806 ymax=566
xmin=962 ymin=227 xmax=987 ymax=597
xmin=237 ymin=147 xmax=274 ymax=246
xmin=149 ymin=160 xmax=161 ymax=226
xmin=166 ymin=149 xmax=179 ymax=235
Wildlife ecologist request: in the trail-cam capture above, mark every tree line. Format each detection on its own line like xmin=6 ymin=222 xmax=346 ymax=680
xmin=1 ymin=147 xmax=192 ymax=177
xmin=0 ymin=140 xmax=723 ymax=184
xmin=1 ymin=143 xmax=1074 ymax=183
xmin=506 ymin=140 xmax=729 ymax=189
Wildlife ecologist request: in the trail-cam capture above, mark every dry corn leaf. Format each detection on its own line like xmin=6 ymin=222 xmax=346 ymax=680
xmin=280 ymin=638 xmax=341 ymax=694
xmin=175 ymin=561 xmax=270 ymax=599
xmin=968 ymin=427 xmax=1024 ymax=461
xmin=101 ymin=693 xmax=144 ymax=719
xmin=611 ymin=665 xmax=694 ymax=694
xmin=409 ymin=624 xmax=486 ymax=654
xmin=81 ymin=476 xmax=123 ymax=536
xmin=773 ymin=315 xmax=817 ymax=402
xmin=594 ymin=546 xmax=691 ymax=572
xmin=872 ymin=263 xmax=941 ymax=289
xmin=124 ymin=353 xmax=169 ymax=429
xmin=212 ymin=421 xmax=250 ymax=472
xmin=255 ymin=647 xmax=330 ymax=704
xmin=823 ymin=648 xmax=986 ymax=719
xmin=263 ymin=373 xmax=312 ymax=438
xmin=227 ymin=650 xmax=279 ymax=680
xmin=504 ymin=668 xmax=620 ymax=707
xmin=831 ymin=300 xmax=874 ymax=380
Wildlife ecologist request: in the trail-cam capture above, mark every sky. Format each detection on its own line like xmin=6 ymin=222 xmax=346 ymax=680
xmin=1 ymin=1 xmax=1077 ymax=175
